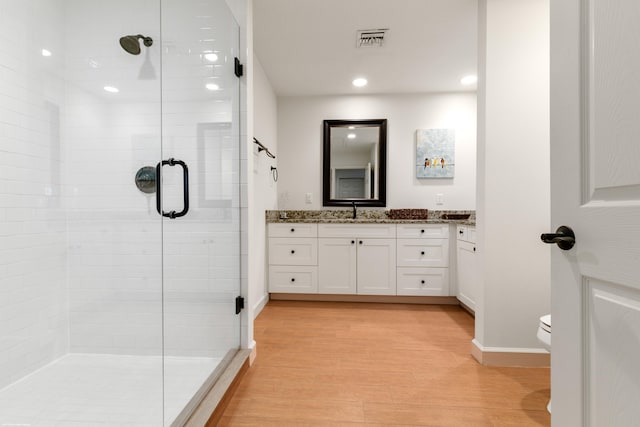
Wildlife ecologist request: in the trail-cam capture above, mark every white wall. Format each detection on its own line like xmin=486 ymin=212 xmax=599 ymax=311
xmin=250 ymin=55 xmax=278 ymax=316
xmin=277 ymin=94 xmax=477 ymax=210
xmin=475 ymin=0 xmax=550 ymax=351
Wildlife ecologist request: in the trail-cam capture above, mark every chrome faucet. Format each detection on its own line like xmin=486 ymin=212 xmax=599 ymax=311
xmin=352 ymin=201 xmax=357 ymax=219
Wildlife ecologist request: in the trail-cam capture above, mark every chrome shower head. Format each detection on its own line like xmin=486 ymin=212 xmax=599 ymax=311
xmin=119 ymin=34 xmax=153 ymax=55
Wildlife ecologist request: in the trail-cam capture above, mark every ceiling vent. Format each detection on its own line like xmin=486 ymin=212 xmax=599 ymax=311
xmin=356 ymin=29 xmax=388 ymax=48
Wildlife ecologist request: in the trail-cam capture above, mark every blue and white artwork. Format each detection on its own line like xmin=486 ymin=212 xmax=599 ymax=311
xmin=416 ymin=129 xmax=455 ymax=179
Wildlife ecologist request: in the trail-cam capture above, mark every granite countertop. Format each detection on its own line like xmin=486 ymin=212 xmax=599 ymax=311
xmin=265 ymin=210 xmax=476 ymax=226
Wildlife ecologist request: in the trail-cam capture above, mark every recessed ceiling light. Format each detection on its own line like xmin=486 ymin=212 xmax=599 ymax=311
xmin=347 ymin=133 xmax=356 ymax=139
xmin=352 ymin=78 xmax=368 ymax=87
xmin=461 ymin=75 xmax=478 ymax=85
xmin=204 ymin=53 xmax=218 ymax=62
xmin=103 ymin=86 xmax=119 ymax=93
xmin=205 ymin=83 xmax=219 ymax=91
xmin=41 ymin=49 xmax=52 ymax=57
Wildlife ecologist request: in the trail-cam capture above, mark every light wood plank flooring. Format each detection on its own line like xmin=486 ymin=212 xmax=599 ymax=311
xmin=220 ymin=301 xmax=550 ymax=426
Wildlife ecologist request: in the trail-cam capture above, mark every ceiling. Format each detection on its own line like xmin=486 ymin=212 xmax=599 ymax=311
xmin=253 ymin=0 xmax=478 ymax=96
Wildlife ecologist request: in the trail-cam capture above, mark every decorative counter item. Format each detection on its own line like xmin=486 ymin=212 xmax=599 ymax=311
xmin=388 ymin=209 xmax=429 ymax=220
xmin=441 ymin=213 xmax=471 ymax=220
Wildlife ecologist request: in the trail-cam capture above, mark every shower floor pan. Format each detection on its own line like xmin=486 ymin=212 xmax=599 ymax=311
xmin=0 ymin=354 xmax=221 ymax=427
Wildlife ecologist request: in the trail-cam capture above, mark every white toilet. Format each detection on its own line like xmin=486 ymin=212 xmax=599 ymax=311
xmin=537 ymin=314 xmax=551 ymax=413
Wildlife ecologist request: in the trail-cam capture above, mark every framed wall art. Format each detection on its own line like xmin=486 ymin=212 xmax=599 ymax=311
xmin=416 ymin=129 xmax=455 ymax=179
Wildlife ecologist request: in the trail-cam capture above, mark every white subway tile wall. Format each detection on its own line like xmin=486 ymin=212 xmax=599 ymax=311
xmin=64 ymin=83 xmax=164 ymax=355
xmin=0 ymin=1 xmax=69 ymax=389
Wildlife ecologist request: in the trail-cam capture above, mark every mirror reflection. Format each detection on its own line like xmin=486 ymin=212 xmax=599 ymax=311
xmin=323 ymin=119 xmax=387 ymax=207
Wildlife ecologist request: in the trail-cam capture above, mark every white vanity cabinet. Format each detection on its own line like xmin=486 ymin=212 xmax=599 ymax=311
xmin=318 ymin=224 xmax=396 ymax=295
xmin=456 ymin=225 xmax=477 ymax=311
xmin=267 ymin=221 xmax=470 ymax=298
xmin=396 ymin=224 xmax=450 ymax=296
xmin=268 ymin=223 xmax=318 ymax=293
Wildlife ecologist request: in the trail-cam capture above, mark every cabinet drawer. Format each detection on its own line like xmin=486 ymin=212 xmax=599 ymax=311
xmin=318 ymin=224 xmax=396 ymax=238
xmin=467 ymin=227 xmax=476 ymax=243
xmin=397 ymin=267 xmax=449 ymax=296
xmin=397 ymin=238 xmax=449 ymax=267
xmin=269 ymin=266 xmax=318 ymax=293
xmin=268 ymin=223 xmax=318 ymax=238
xmin=268 ymin=238 xmax=318 ymax=265
xmin=456 ymin=226 xmax=476 ymax=243
xmin=396 ymin=224 xmax=448 ymax=239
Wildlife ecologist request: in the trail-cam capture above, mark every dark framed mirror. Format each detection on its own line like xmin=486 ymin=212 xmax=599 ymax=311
xmin=323 ymin=119 xmax=387 ymax=207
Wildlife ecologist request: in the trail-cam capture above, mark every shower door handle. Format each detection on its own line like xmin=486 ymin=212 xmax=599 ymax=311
xmin=156 ymin=158 xmax=190 ymax=219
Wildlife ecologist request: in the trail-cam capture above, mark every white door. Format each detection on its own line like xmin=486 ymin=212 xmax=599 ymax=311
xmin=551 ymin=0 xmax=640 ymax=425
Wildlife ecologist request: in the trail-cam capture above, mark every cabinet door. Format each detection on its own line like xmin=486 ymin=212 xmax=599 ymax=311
xmin=357 ymin=238 xmax=396 ymax=295
xmin=318 ymin=238 xmax=357 ymax=294
xmin=456 ymin=240 xmax=477 ymax=311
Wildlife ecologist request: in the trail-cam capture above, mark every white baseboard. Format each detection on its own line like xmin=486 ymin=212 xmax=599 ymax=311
xmin=248 ymin=340 xmax=257 ymax=365
xmin=269 ymin=293 xmax=459 ymax=305
xmin=252 ymin=293 xmax=269 ymax=319
xmin=471 ymin=339 xmax=550 ymax=367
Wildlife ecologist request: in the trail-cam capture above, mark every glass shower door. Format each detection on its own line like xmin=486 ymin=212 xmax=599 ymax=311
xmin=0 ymin=0 xmax=240 ymax=425
xmin=0 ymin=1 xmax=167 ymax=426
xmin=159 ymin=1 xmax=241 ymax=425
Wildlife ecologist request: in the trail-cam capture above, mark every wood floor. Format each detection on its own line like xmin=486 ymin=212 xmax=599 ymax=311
xmin=219 ymin=301 xmax=550 ymax=426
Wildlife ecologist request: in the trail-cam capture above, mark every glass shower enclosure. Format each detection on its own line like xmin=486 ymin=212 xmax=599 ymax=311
xmin=0 ymin=0 xmax=242 ymax=425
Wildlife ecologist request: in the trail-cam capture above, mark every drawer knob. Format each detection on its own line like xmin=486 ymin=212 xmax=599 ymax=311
xmin=359 ymin=240 xmax=363 ymax=245
xmin=421 ymin=251 xmax=425 ymax=255
xmin=421 ymin=229 xmax=425 ymax=233
xmin=473 ymin=247 xmax=476 ymax=252
xmin=291 ymin=250 xmax=295 ymax=254
xmin=459 ymin=229 xmax=464 ymax=234
xmin=291 ymin=228 xmax=295 ymax=232
xmin=291 ymin=278 xmax=295 ymax=282
xmin=421 ymin=280 xmax=426 ymax=284
xmin=351 ymin=240 xmax=355 ymax=244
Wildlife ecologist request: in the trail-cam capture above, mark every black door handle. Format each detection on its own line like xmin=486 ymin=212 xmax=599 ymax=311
xmin=156 ymin=158 xmax=189 ymax=219
xmin=541 ymin=226 xmax=575 ymax=250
